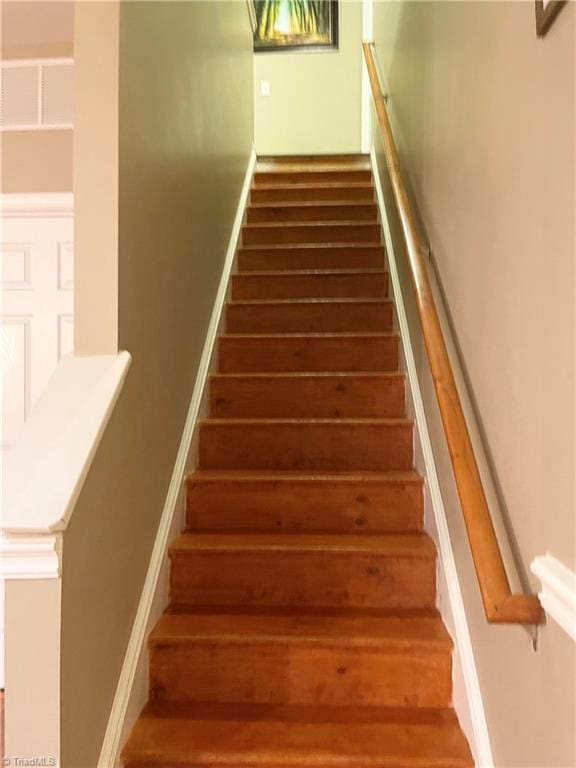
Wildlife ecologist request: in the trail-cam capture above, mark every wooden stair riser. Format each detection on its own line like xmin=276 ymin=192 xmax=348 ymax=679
xmin=251 ymin=184 xmax=375 ymax=204
xmin=122 ymin=703 xmax=474 ymax=768
xmin=170 ymin=548 xmax=436 ymax=610
xmin=226 ymin=300 xmax=394 ymax=334
xmin=219 ymin=334 xmax=400 ymax=373
xmin=150 ymin=642 xmax=452 ymax=709
xmin=253 ymin=170 xmax=372 ymax=185
xmin=209 ymin=374 xmax=405 ymax=419
xmin=199 ymin=421 xmax=413 ymax=472
xmin=186 ymin=474 xmax=423 ymax=533
xmin=257 ymin=155 xmax=370 ymax=165
xmin=242 ymin=223 xmax=381 ymax=246
xmin=231 ymin=271 xmax=389 ymax=300
xmin=238 ymin=245 xmax=385 ymax=271
xmin=246 ymin=203 xmax=378 ymax=224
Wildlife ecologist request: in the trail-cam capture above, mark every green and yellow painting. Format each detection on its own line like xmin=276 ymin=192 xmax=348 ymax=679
xmin=253 ymin=0 xmax=339 ymax=51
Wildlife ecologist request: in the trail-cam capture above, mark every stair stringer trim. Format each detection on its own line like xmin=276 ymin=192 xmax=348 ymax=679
xmin=371 ymin=146 xmax=494 ymax=767
xmin=97 ymin=147 xmax=257 ymax=768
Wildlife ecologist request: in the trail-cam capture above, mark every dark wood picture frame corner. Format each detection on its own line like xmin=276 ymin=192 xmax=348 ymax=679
xmin=535 ymin=0 xmax=567 ymax=37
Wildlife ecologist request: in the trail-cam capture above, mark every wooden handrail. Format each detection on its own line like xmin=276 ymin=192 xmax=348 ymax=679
xmin=363 ymin=42 xmax=543 ymax=625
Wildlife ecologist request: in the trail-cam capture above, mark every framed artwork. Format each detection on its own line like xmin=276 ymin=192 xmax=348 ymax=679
xmin=252 ymin=0 xmax=339 ymax=53
xmin=535 ymin=0 xmax=566 ymax=36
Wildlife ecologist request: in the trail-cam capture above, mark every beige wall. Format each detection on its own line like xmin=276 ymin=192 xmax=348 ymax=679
xmin=1 ymin=1 xmax=74 ymax=58
xmin=60 ymin=2 xmax=254 ymax=765
xmin=5 ymin=579 xmax=61 ymax=763
xmin=1 ymin=130 xmax=73 ymax=192
xmin=372 ymin=2 xmax=575 ymax=765
xmin=1 ymin=41 xmax=72 ymax=59
xmin=1 ymin=2 xmax=74 ymax=193
xmin=254 ymin=0 xmax=362 ymax=155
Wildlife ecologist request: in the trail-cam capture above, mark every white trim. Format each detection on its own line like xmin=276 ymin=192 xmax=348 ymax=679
xmin=361 ymin=0 xmax=373 ymax=153
xmin=371 ymin=147 xmax=494 ymax=767
xmin=0 ymin=58 xmax=74 ymax=68
xmin=1 ymin=193 xmax=74 ymax=219
xmin=362 ymin=0 xmax=373 ymax=41
xmin=37 ymin=62 xmax=44 ymax=126
xmin=3 ymin=352 xmax=132 ymax=533
xmin=1 ymin=123 xmax=73 ymax=133
xmin=97 ymin=147 xmax=257 ymax=768
xmin=0 ymin=533 xmax=62 ymax=580
xmin=531 ymin=554 xmax=576 ymax=641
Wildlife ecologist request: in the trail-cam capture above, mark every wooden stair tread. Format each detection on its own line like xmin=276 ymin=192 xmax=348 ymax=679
xmin=253 ymin=181 xmax=374 ymax=190
xmin=255 ymin=164 xmax=372 ymax=174
xmin=228 ymin=297 xmax=392 ymax=305
xmin=201 ymin=417 xmax=412 ymax=425
xmin=221 ymin=331 xmax=398 ymax=339
xmin=151 ymin=609 xmax=452 ymax=648
xmin=129 ymin=699 xmax=462 ymax=725
xmin=210 ymin=371 xmax=403 ymax=379
xmin=249 ymin=200 xmax=377 ymax=209
xmin=123 ymin=702 xmax=473 ymax=767
xmin=188 ymin=469 xmax=422 ymax=483
xmin=244 ymin=220 xmax=378 ymax=229
xmin=234 ymin=268 xmax=387 ymax=276
xmin=170 ymin=531 xmax=436 ymax=556
xmin=240 ymin=242 xmax=383 ymax=250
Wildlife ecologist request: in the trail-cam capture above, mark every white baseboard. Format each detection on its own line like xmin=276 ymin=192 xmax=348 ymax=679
xmin=97 ymin=147 xmax=257 ymax=768
xmin=370 ymin=147 xmax=494 ymax=767
xmin=531 ymin=553 xmax=576 ymax=642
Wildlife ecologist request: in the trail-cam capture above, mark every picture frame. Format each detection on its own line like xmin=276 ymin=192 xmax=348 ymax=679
xmin=535 ymin=0 xmax=567 ymax=37
xmin=251 ymin=0 xmax=339 ymax=53
xmin=246 ymin=0 xmax=257 ymax=34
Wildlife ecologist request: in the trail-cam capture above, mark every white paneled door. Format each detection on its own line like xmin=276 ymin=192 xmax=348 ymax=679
xmin=1 ymin=194 xmax=74 ymax=468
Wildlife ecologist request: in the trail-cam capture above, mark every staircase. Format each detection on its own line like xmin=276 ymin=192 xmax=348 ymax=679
xmin=123 ymin=156 xmax=474 ymax=767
